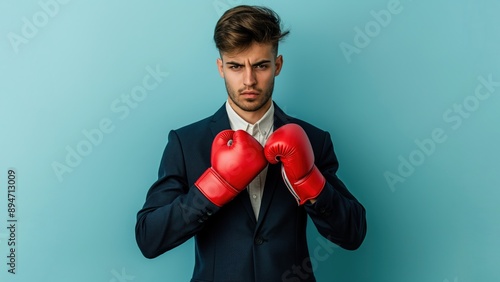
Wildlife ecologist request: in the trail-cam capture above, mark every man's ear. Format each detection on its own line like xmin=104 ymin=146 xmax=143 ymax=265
xmin=216 ymin=58 xmax=224 ymax=78
xmin=274 ymin=55 xmax=283 ymax=76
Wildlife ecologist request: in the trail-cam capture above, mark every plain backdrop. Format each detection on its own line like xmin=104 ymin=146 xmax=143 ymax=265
xmin=1 ymin=0 xmax=499 ymax=281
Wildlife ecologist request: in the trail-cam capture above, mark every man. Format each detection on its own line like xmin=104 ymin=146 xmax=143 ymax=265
xmin=136 ymin=5 xmax=366 ymax=282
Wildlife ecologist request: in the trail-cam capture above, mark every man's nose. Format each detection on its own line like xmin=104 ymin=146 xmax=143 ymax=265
xmin=243 ymin=67 xmax=257 ymax=86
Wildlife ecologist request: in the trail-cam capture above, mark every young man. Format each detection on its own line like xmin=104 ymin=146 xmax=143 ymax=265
xmin=136 ymin=5 xmax=366 ymax=282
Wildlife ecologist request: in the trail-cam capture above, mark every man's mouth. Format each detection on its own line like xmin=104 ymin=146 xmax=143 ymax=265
xmin=241 ymin=91 xmax=259 ymax=98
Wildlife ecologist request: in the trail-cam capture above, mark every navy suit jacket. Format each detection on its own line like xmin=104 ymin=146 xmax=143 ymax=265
xmin=135 ymin=102 xmax=366 ymax=282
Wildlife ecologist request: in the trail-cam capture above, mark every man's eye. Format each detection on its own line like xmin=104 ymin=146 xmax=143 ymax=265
xmin=255 ymin=64 xmax=268 ymax=69
xmin=229 ymin=65 xmax=242 ymax=70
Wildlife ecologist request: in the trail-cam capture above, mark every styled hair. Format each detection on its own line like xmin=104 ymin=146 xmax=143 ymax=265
xmin=214 ymin=5 xmax=290 ymax=55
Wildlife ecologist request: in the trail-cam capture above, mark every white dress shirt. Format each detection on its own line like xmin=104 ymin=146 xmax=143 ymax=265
xmin=225 ymin=101 xmax=274 ymax=219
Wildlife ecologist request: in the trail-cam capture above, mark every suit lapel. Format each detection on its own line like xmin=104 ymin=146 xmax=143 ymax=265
xmin=272 ymin=102 xmax=292 ymax=129
xmin=209 ymin=103 xmax=257 ymax=223
xmin=209 ymin=103 xmax=231 ymax=138
xmin=256 ymin=103 xmax=292 ymax=227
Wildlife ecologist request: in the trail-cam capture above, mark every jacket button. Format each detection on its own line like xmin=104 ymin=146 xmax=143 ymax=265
xmin=254 ymin=237 xmax=264 ymax=245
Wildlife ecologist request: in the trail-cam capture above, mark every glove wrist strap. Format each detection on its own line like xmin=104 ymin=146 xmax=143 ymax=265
xmin=282 ymin=165 xmax=326 ymax=205
xmin=195 ymin=168 xmax=238 ymax=207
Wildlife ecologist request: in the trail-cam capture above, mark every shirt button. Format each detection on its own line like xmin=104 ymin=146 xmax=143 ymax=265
xmin=252 ymin=194 xmax=257 ymax=199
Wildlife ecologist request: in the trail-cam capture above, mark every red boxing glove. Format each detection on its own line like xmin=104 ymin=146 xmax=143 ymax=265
xmin=264 ymin=124 xmax=326 ymax=205
xmin=195 ymin=130 xmax=267 ymax=207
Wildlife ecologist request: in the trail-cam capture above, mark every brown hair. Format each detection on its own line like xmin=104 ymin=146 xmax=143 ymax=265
xmin=214 ymin=5 xmax=290 ymax=55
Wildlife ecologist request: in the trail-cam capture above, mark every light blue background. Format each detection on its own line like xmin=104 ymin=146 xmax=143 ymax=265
xmin=1 ymin=0 xmax=499 ymax=281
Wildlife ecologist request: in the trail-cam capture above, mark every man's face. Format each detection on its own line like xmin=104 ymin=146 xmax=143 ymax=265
xmin=217 ymin=42 xmax=283 ymax=121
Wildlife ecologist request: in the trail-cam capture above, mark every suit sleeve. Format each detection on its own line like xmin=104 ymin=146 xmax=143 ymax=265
xmin=304 ymin=131 xmax=367 ymax=250
xmin=135 ymin=130 xmax=219 ymax=259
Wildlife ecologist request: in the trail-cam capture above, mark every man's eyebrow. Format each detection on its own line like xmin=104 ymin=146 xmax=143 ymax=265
xmin=225 ymin=60 xmax=272 ymax=66
xmin=251 ymin=60 xmax=271 ymax=66
xmin=225 ymin=61 xmax=243 ymax=66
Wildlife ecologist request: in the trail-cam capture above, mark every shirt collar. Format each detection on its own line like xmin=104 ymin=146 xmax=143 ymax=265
xmin=225 ymin=100 xmax=274 ymax=137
